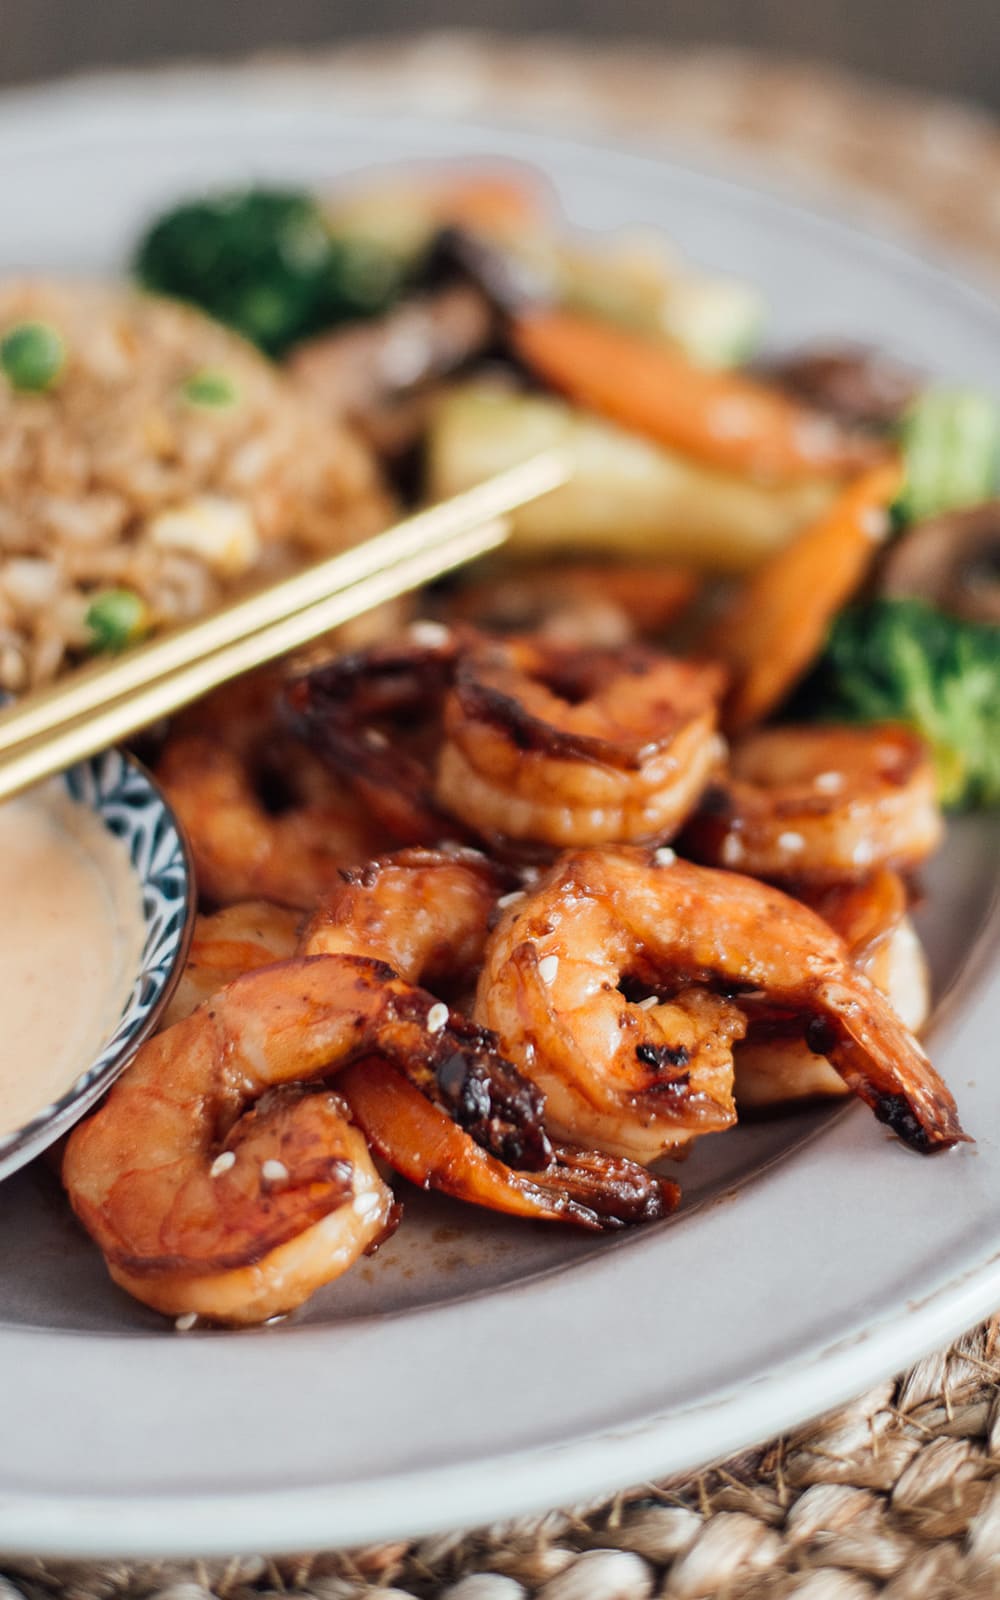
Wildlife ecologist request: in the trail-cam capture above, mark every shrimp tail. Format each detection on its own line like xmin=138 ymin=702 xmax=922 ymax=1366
xmin=547 ymin=1145 xmax=680 ymax=1224
xmin=340 ymin=1059 xmax=673 ymax=1230
xmin=812 ymin=979 xmax=969 ymax=1153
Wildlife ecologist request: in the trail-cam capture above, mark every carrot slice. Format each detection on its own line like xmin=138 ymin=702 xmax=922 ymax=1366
xmin=709 ymin=459 xmax=904 ymax=733
xmin=511 ymin=307 xmax=887 ymax=483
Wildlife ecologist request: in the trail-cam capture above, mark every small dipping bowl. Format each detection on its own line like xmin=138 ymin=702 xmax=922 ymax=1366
xmin=0 ymin=748 xmax=193 ymax=1181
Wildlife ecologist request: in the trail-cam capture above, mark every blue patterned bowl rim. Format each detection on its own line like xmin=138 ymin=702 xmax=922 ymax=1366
xmin=0 ymin=749 xmax=193 ymax=1179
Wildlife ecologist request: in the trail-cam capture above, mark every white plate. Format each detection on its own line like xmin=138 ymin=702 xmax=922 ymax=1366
xmin=1 ymin=63 xmax=999 ymax=1561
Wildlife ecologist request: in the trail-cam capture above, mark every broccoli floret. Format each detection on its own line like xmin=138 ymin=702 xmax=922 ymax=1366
xmin=808 ymin=598 xmax=1000 ymax=809
xmin=134 ymin=188 xmax=404 ymax=356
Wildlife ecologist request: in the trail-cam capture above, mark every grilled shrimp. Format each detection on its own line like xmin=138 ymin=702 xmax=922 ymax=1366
xmin=303 ymin=849 xmax=674 ymax=1228
xmin=158 ymin=667 xmax=389 ymax=908
xmin=682 ymin=725 xmax=943 ymax=886
xmin=289 ymin=629 xmax=724 ymax=856
xmin=62 ymin=953 xmax=552 ymax=1322
xmin=162 ymin=900 xmax=301 ymax=1026
xmin=436 ymin=635 xmax=725 ymax=850
xmin=734 ymin=869 xmax=930 ymax=1109
xmin=287 ymin=628 xmax=464 ymax=847
xmin=476 ymin=848 xmax=965 ymax=1161
xmin=302 ymin=845 xmax=501 ymax=993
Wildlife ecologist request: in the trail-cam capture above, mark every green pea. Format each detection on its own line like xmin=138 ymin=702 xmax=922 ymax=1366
xmin=180 ymin=368 xmax=240 ymax=408
xmin=85 ymin=589 xmax=151 ymax=653
xmin=0 ymin=321 xmax=66 ymax=392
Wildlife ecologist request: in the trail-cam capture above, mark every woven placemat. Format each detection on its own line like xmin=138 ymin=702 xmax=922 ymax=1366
xmin=5 ymin=35 xmax=1000 ymax=1594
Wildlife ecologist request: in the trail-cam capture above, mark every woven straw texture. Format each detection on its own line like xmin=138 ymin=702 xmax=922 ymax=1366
xmin=4 ymin=34 xmax=1000 ymax=1592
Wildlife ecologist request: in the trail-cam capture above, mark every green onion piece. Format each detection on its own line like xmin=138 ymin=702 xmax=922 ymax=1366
xmin=0 ymin=321 xmax=66 ymax=393
xmin=85 ymin=589 xmax=151 ymax=653
xmin=181 ymin=368 xmax=240 ymax=408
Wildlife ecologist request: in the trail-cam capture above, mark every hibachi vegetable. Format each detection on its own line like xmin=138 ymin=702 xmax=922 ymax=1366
xmin=807 ymin=597 xmax=1000 ymax=809
xmin=896 ymin=389 xmax=1000 ymax=525
xmin=511 ymin=307 xmax=885 ymax=482
xmin=134 ymin=189 xmax=404 ymax=356
xmin=85 ymin=589 xmax=151 ymax=653
xmin=0 ymin=321 xmax=66 ymax=392
xmin=427 ymin=383 xmax=833 ymax=568
xmin=709 ymin=461 xmax=904 ymax=734
xmin=555 ymin=238 xmax=763 ymax=367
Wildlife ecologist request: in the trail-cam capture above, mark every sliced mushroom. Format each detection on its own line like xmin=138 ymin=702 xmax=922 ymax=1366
xmin=765 ymin=344 xmax=919 ymax=431
xmin=880 ymin=499 xmax=1000 ymax=624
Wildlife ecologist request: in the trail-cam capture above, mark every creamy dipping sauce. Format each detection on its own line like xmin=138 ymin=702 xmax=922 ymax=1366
xmin=0 ymin=782 xmax=145 ymax=1138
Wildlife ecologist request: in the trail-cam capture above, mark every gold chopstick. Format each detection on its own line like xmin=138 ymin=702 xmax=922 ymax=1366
xmin=0 ymin=449 xmax=570 ymax=757
xmin=0 ymin=517 xmax=508 ymax=804
xmin=0 ymin=450 xmax=571 ymax=804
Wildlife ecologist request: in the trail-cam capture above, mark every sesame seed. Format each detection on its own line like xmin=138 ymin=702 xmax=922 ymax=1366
xmin=653 ymin=846 xmax=676 ymax=867
xmin=409 ymin=620 xmax=451 ymax=648
xmin=364 ymin=728 xmax=388 ymax=748
xmin=721 ymin=833 xmax=745 ymax=866
xmin=426 ymin=1002 xmax=449 ymax=1033
xmin=814 ymin=771 xmax=845 ymax=793
xmin=538 ymin=955 xmax=559 ymax=985
xmin=261 ymin=1159 xmax=289 ymax=1184
xmin=174 ymin=1312 xmax=198 ymax=1333
xmin=777 ymin=831 xmax=805 ymax=852
xmin=497 ymin=889 xmax=525 ymax=910
xmin=852 ymin=838 xmax=875 ymax=867
xmin=209 ymin=1150 xmax=235 ymax=1178
xmin=637 ymin=994 xmax=660 ymax=1011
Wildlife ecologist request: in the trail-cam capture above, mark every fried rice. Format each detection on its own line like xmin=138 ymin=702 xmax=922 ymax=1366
xmin=0 ymin=280 xmax=393 ymax=691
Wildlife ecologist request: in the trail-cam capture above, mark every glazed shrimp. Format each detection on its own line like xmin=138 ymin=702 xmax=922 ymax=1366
xmin=682 ymin=725 xmax=943 ymax=886
xmin=436 ymin=636 xmax=725 ymax=850
xmin=290 ymin=629 xmax=725 ymax=856
xmin=476 ymin=848 xmax=965 ymax=1161
xmin=162 ymin=900 xmax=301 ymax=1027
xmin=158 ymin=734 xmax=388 ymax=909
xmin=158 ymin=667 xmax=390 ymax=908
xmin=301 ymin=845 xmax=501 ymax=992
xmin=287 ymin=628 xmax=465 ymax=847
xmin=62 ymin=953 xmax=553 ymax=1322
xmin=734 ymin=869 xmax=930 ymax=1109
xmin=302 ymin=849 xmax=674 ymax=1227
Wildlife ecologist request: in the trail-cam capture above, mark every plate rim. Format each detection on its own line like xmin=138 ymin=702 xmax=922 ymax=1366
xmin=1 ymin=63 xmax=999 ymax=1559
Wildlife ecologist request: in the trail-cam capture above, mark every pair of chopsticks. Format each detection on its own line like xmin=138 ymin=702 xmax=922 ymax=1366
xmin=0 ymin=450 xmax=570 ymax=804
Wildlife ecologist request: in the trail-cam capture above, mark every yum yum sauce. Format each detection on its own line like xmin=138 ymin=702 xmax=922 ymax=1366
xmin=0 ymin=782 xmax=144 ymax=1138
